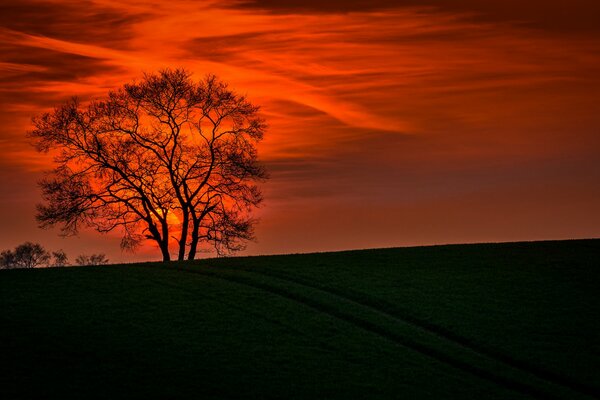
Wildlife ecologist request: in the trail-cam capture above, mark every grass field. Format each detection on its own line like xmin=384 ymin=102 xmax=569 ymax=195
xmin=1 ymin=239 xmax=598 ymax=399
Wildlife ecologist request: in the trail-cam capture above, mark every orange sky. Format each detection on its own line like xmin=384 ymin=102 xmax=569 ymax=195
xmin=1 ymin=0 xmax=599 ymax=262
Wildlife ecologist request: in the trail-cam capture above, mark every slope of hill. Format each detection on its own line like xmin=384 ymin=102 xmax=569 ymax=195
xmin=1 ymin=239 xmax=598 ymax=399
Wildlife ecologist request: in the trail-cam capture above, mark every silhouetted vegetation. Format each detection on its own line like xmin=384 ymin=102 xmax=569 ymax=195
xmin=30 ymin=68 xmax=267 ymax=262
xmin=75 ymin=253 xmax=109 ymax=266
xmin=51 ymin=249 xmax=69 ymax=267
xmin=0 ymin=242 xmax=50 ymax=269
xmin=0 ymin=243 xmax=111 ymax=269
xmin=0 ymin=243 xmax=76 ymax=269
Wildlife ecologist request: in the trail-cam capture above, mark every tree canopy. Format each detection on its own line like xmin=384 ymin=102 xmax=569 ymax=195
xmin=0 ymin=242 xmax=50 ymax=269
xmin=30 ymin=68 xmax=267 ymax=261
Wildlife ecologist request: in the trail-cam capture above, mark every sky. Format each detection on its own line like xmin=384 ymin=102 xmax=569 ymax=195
xmin=0 ymin=0 xmax=599 ymax=263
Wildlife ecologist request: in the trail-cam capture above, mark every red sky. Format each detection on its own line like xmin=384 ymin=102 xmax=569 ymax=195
xmin=1 ymin=0 xmax=599 ymax=262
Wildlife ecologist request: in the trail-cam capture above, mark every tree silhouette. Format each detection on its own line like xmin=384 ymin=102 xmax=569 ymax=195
xmin=52 ymin=250 xmax=69 ymax=267
xmin=75 ymin=254 xmax=109 ymax=266
xmin=0 ymin=250 xmax=16 ymax=269
xmin=0 ymin=242 xmax=50 ymax=269
xmin=30 ymin=68 xmax=267 ymax=262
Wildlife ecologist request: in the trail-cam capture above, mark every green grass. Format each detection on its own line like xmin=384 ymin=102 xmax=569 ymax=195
xmin=1 ymin=239 xmax=598 ymax=399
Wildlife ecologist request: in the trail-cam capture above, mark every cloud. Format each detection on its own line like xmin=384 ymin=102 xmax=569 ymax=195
xmin=0 ymin=0 xmax=149 ymax=47
xmin=232 ymin=0 xmax=600 ymax=32
xmin=0 ymin=44 xmax=126 ymax=89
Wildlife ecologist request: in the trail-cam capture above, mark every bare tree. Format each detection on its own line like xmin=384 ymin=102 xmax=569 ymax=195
xmin=30 ymin=68 xmax=267 ymax=262
xmin=52 ymin=250 xmax=69 ymax=267
xmin=6 ymin=242 xmax=51 ymax=268
xmin=74 ymin=254 xmax=90 ymax=266
xmin=0 ymin=250 xmax=16 ymax=269
xmin=75 ymin=254 xmax=109 ymax=266
xmin=89 ymin=254 xmax=109 ymax=265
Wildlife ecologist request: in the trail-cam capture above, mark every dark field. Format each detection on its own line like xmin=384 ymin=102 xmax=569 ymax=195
xmin=1 ymin=240 xmax=598 ymax=399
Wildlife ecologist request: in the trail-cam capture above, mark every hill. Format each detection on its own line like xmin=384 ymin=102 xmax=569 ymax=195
xmin=1 ymin=239 xmax=599 ymax=399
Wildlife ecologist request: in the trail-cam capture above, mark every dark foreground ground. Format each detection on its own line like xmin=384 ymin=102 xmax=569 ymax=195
xmin=1 ymin=239 xmax=599 ymax=399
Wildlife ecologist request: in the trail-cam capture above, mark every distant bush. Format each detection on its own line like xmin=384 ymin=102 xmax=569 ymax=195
xmin=75 ymin=254 xmax=109 ymax=266
xmin=0 ymin=242 xmax=50 ymax=269
xmin=0 ymin=250 xmax=17 ymax=269
xmin=51 ymin=250 xmax=69 ymax=267
xmin=0 ymin=246 xmax=110 ymax=269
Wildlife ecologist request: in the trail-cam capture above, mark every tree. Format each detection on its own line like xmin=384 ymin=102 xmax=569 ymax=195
xmin=30 ymin=68 xmax=267 ymax=262
xmin=75 ymin=254 xmax=109 ymax=266
xmin=2 ymin=242 xmax=51 ymax=268
xmin=15 ymin=242 xmax=50 ymax=268
xmin=74 ymin=255 xmax=90 ymax=266
xmin=52 ymin=250 xmax=69 ymax=267
xmin=0 ymin=250 xmax=16 ymax=269
xmin=89 ymin=254 xmax=109 ymax=265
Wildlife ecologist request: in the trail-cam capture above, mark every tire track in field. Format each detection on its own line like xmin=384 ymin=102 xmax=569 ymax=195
xmin=240 ymin=267 xmax=599 ymax=400
xmin=142 ymin=270 xmax=372 ymax=368
xmin=174 ymin=265 xmax=569 ymax=400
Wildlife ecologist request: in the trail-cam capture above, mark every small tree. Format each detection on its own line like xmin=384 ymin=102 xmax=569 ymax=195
xmin=13 ymin=242 xmax=50 ymax=268
xmin=75 ymin=254 xmax=109 ymax=266
xmin=75 ymin=254 xmax=90 ymax=266
xmin=52 ymin=250 xmax=69 ymax=267
xmin=0 ymin=250 xmax=16 ymax=269
xmin=89 ymin=254 xmax=109 ymax=265
xmin=31 ymin=68 xmax=267 ymax=262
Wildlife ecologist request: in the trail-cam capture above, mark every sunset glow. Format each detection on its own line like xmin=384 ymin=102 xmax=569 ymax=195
xmin=1 ymin=0 xmax=599 ymax=261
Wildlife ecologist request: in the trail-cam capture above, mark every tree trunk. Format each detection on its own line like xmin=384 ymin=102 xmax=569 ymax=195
xmin=147 ymin=222 xmax=170 ymax=262
xmin=187 ymin=218 xmax=200 ymax=261
xmin=177 ymin=207 xmax=189 ymax=261
xmin=158 ymin=220 xmax=171 ymax=262
xmin=160 ymin=242 xmax=171 ymax=262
